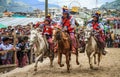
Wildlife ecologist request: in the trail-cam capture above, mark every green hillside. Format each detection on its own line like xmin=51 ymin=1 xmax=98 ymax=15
xmin=101 ymin=0 xmax=120 ymax=10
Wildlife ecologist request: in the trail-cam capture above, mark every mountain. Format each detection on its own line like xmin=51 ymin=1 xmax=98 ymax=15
xmin=14 ymin=0 xmax=60 ymax=10
xmin=0 ymin=0 xmax=33 ymax=12
xmin=100 ymin=0 xmax=120 ymax=10
xmin=0 ymin=0 xmax=60 ymax=12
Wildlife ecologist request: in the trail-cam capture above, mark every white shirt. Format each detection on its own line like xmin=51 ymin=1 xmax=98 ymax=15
xmin=0 ymin=43 xmax=13 ymax=50
xmin=0 ymin=43 xmax=13 ymax=60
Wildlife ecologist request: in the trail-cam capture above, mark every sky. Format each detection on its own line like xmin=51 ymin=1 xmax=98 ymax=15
xmin=38 ymin=0 xmax=115 ymax=9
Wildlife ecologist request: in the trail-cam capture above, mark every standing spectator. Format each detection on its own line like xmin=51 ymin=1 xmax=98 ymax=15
xmin=107 ymin=24 xmax=111 ymax=31
xmin=17 ymin=38 xmax=26 ymax=67
xmin=106 ymin=32 xmax=112 ymax=48
xmin=114 ymin=34 xmax=119 ymax=48
xmin=0 ymin=37 xmax=15 ymax=65
xmin=23 ymin=36 xmax=31 ymax=64
xmin=0 ymin=37 xmax=2 ymax=65
xmin=110 ymin=31 xmax=115 ymax=47
xmin=118 ymin=35 xmax=120 ymax=48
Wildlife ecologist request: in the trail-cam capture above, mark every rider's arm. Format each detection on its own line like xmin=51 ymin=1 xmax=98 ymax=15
xmin=99 ymin=23 xmax=104 ymax=29
xmin=70 ymin=17 xmax=75 ymax=28
xmin=86 ymin=23 xmax=93 ymax=30
xmin=99 ymin=23 xmax=104 ymax=31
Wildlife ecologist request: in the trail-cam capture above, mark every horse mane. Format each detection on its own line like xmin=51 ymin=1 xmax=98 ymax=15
xmin=55 ymin=30 xmax=62 ymax=41
xmin=54 ymin=29 xmax=71 ymax=51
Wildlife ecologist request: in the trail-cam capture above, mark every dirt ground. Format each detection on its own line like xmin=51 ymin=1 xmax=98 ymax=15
xmin=1 ymin=48 xmax=120 ymax=77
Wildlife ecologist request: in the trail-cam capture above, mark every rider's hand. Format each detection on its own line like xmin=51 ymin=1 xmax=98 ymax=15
xmin=96 ymin=30 xmax=100 ymax=32
xmin=63 ymin=26 xmax=68 ymax=31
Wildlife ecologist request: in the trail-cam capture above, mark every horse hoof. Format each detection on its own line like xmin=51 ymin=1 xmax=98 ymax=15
xmin=60 ymin=64 xmax=64 ymax=67
xmin=34 ymin=69 xmax=37 ymax=71
xmin=76 ymin=62 xmax=80 ymax=65
xmin=50 ymin=65 xmax=53 ymax=67
xmin=67 ymin=70 xmax=70 ymax=73
xmin=90 ymin=66 xmax=93 ymax=69
xmin=94 ymin=62 xmax=97 ymax=64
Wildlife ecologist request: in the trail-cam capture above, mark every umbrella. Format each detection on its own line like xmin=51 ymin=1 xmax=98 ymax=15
xmin=0 ymin=23 xmax=7 ymax=28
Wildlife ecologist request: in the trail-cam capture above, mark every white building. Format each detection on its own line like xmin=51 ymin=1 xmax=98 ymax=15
xmin=48 ymin=7 xmax=62 ymax=17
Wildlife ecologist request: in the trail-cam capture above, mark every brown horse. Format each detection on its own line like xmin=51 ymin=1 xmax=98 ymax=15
xmin=53 ymin=27 xmax=80 ymax=72
xmin=53 ymin=28 xmax=71 ymax=73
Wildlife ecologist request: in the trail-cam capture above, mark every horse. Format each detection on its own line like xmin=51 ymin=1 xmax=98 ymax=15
xmin=53 ymin=27 xmax=80 ymax=72
xmin=84 ymin=29 xmax=102 ymax=69
xmin=29 ymin=29 xmax=54 ymax=71
xmin=52 ymin=28 xmax=71 ymax=73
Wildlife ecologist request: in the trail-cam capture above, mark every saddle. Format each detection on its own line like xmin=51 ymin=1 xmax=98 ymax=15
xmin=62 ymin=32 xmax=71 ymax=49
xmin=93 ymin=36 xmax=103 ymax=49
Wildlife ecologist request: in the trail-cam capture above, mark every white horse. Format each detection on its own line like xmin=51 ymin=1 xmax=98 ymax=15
xmin=29 ymin=29 xmax=54 ymax=71
xmin=84 ymin=28 xmax=102 ymax=69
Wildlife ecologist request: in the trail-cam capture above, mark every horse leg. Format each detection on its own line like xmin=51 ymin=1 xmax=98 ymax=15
xmin=49 ymin=51 xmax=54 ymax=67
xmin=34 ymin=54 xmax=42 ymax=71
xmin=89 ymin=51 xmax=95 ymax=69
xmin=75 ymin=49 xmax=80 ymax=65
xmin=98 ymin=53 xmax=101 ymax=66
xmin=49 ymin=57 xmax=53 ymax=67
xmin=58 ymin=52 xmax=64 ymax=67
xmin=69 ymin=51 xmax=71 ymax=61
xmin=66 ymin=53 xmax=70 ymax=73
xmin=94 ymin=54 xmax=97 ymax=64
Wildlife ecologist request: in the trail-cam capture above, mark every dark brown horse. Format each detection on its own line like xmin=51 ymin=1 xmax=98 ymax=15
xmin=53 ymin=28 xmax=71 ymax=72
xmin=53 ymin=27 xmax=80 ymax=72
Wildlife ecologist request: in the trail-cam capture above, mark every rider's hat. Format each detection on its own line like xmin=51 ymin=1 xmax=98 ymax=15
xmin=95 ymin=11 xmax=101 ymax=17
xmin=92 ymin=14 xmax=99 ymax=18
xmin=62 ymin=6 xmax=69 ymax=14
xmin=47 ymin=14 xmax=51 ymax=17
xmin=44 ymin=18 xmax=51 ymax=24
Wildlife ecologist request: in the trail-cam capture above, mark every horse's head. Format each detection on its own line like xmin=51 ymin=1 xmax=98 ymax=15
xmin=52 ymin=28 xmax=62 ymax=41
xmin=84 ymin=28 xmax=93 ymax=42
xmin=29 ymin=29 xmax=38 ymax=46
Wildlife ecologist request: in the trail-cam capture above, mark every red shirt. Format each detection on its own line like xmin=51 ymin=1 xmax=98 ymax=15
xmin=92 ymin=22 xmax=103 ymax=35
xmin=43 ymin=25 xmax=53 ymax=35
xmin=62 ymin=16 xmax=74 ymax=32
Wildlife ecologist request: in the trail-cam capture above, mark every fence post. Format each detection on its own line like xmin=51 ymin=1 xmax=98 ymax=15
xmin=13 ymin=30 xmax=17 ymax=65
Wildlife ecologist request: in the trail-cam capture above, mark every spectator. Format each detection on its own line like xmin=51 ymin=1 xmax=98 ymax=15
xmin=118 ymin=35 xmax=120 ymax=48
xmin=110 ymin=31 xmax=115 ymax=47
xmin=17 ymin=38 xmax=26 ymax=67
xmin=114 ymin=34 xmax=119 ymax=48
xmin=106 ymin=32 xmax=112 ymax=48
xmin=0 ymin=37 xmax=15 ymax=65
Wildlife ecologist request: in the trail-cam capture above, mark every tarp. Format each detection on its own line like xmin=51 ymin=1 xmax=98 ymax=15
xmin=0 ymin=23 xmax=7 ymax=28
xmin=106 ymin=17 xmax=120 ymax=21
xmin=0 ymin=17 xmax=42 ymax=26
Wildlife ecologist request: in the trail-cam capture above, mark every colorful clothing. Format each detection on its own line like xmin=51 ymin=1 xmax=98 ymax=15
xmin=87 ymin=21 xmax=105 ymax=48
xmin=59 ymin=16 xmax=77 ymax=53
xmin=42 ymin=24 xmax=54 ymax=50
xmin=42 ymin=24 xmax=53 ymax=36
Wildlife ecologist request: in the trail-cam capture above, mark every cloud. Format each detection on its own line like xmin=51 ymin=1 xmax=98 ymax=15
xmin=38 ymin=0 xmax=115 ymax=9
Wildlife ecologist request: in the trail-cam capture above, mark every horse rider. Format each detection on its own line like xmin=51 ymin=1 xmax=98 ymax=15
xmin=87 ymin=12 xmax=107 ymax=55
xmin=46 ymin=14 xmax=57 ymax=25
xmin=78 ymin=28 xmax=86 ymax=53
xmin=42 ymin=18 xmax=54 ymax=50
xmin=58 ymin=6 xmax=77 ymax=53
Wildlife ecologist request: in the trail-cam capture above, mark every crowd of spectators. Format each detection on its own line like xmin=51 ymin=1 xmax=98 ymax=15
xmin=106 ymin=31 xmax=120 ymax=48
xmin=0 ymin=24 xmax=32 ymax=67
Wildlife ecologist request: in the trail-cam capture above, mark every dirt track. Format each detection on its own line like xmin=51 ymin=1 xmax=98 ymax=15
xmin=1 ymin=48 xmax=120 ymax=77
